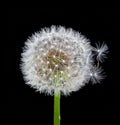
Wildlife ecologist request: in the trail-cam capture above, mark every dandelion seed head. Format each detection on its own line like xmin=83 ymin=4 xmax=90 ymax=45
xmin=21 ymin=25 xmax=108 ymax=95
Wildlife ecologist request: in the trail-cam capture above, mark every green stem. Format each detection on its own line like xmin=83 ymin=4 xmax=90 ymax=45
xmin=54 ymin=90 xmax=60 ymax=125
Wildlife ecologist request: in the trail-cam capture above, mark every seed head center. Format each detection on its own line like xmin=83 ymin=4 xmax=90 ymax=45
xmin=43 ymin=49 xmax=70 ymax=73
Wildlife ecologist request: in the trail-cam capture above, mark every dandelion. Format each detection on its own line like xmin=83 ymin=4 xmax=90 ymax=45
xmin=89 ymin=66 xmax=105 ymax=84
xmin=20 ymin=26 xmax=108 ymax=125
xmin=93 ymin=42 xmax=109 ymax=62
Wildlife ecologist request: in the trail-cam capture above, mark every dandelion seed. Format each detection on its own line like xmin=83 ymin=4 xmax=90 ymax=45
xmin=49 ymin=78 xmax=52 ymax=81
xmin=89 ymin=66 xmax=105 ymax=84
xmin=43 ymin=68 xmax=46 ymax=71
xmin=47 ymin=61 xmax=50 ymax=64
xmin=62 ymin=60 xmax=65 ymax=63
xmin=43 ymin=74 xmax=46 ymax=77
xmin=68 ymin=74 xmax=71 ymax=77
xmin=55 ymin=64 xmax=58 ymax=67
xmin=50 ymin=46 xmax=54 ymax=49
xmin=94 ymin=42 xmax=108 ymax=62
xmin=67 ymin=66 xmax=70 ymax=69
xmin=49 ymin=69 xmax=52 ymax=72
xmin=53 ymin=55 xmax=56 ymax=58
xmin=60 ymin=77 xmax=63 ymax=80
xmin=43 ymin=53 xmax=47 ymax=56
xmin=71 ymin=60 xmax=74 ymax=63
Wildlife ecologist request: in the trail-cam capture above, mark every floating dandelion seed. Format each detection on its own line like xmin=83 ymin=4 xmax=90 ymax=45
xmin=20 ymin=26 xmax=108 ymax=125
xmin=94 ymin=42 xmax=109 ymax=62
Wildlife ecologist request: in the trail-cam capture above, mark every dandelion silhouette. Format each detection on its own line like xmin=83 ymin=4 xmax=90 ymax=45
xmin=20 ymin=26 xmax=108 ymax=125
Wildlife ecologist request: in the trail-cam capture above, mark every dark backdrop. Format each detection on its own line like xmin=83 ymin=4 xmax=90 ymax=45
xmin=5 ymin=8 xmax=120 ymax=125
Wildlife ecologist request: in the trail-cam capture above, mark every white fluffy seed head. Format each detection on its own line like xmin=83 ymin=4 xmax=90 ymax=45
xmin=20 ymin=25 xmax=108 ymax=96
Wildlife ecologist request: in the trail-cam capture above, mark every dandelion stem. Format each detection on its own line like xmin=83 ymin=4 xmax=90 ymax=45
xmin=54 ymin=90 xmax=60 ymax=125
xmin=97 ymin=61 xmax=100 ymax=67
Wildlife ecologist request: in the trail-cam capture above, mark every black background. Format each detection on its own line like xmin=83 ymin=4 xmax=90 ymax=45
xmin=5 ymin=8 xmax=120 ymax=125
